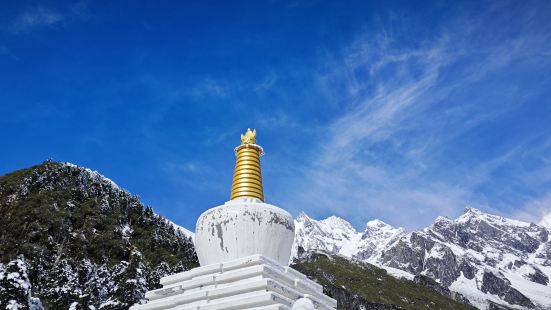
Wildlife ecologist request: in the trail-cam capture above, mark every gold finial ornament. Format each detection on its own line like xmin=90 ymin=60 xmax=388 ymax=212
xmin=230 ymin=128 xmax=265 ymax=201
xmin=240 ymin=128 xmax=257 ymax=145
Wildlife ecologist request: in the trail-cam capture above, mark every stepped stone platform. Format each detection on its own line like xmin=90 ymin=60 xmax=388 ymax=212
xmin=131 ymin=255 xmax=337 ymax=310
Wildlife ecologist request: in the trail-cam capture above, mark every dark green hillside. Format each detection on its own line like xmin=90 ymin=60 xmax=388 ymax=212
xmin=0 ymin=161 xmax=198 ymax=309
xmin=292 ymin=253 xmax=476 ymax=310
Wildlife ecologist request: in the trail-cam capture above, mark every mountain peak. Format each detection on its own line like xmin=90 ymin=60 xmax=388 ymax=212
xmin=433 ymin=215 xmax=453 ymax=224
xmin=366 ymin=219 xmax=391 ymax=229
xmin=457 ymin=206 xmax=532 ymax=228
xmin=59 ymin=161 xmax=123 ymax=192
xmin=321 ymin=215 xmax=355 ymax=230
xmin=297 ymin=211 xmax=312 ymax=221
xmin=463 ymin=206 xmax=482 ymax=215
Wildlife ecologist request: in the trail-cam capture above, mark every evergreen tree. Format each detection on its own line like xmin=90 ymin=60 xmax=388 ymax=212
xmin=147 ymin=262 xmax=170 ymax=290
xmin=42 ymin=259 xmax=81 ymax=309
xmin=0 ymin=256 xmax=32 ymax=310
xmin=117 ymin=249 xmax=147 ymax=309
xmin=98 ymin=262 xmax=126 ymax=310
xmin=74 ymin=259 xmax=99 ymax=309
xmin=95 ymin=265 xmax=114 ymax=306
xmin=100 ymin=249 xmax=147 ymax=310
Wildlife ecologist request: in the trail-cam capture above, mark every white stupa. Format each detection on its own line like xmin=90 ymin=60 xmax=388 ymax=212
xmin=131 ymin=129 xmax=336 ymax=310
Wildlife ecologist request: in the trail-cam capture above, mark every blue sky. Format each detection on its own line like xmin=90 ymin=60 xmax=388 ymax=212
xmin=1 ymin=0 xmax=551 ymax=231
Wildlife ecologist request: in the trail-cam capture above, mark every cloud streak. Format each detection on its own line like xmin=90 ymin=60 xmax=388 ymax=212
xmin=7 ymin=2 xmax=91 ymax=34
xmin=282 ymin=4 xmax=551 ymax=229
xmin=11 ymin=7 xmax=64 ymax=33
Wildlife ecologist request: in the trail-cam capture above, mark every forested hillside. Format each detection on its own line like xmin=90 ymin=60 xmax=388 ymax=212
xmin=0 ymin=161 xmax=198 ymax=309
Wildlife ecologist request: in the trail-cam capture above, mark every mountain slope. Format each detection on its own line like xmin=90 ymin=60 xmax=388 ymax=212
xmin=0 ymin=161 xmax=199 ymax=309
xmin=292 ymin=253 xmax=475 ymax=310
xmin=2 ymin=161 xmax=549 ymax=310
xmin=293 ymin=209 xmax=551 ymax=309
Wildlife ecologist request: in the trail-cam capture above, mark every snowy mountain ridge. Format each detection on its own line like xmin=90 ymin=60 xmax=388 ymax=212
xmin=292 ymin=208 xmax=551 ymax=310
xmin=291 ymin=212 xmax=406 ymax=262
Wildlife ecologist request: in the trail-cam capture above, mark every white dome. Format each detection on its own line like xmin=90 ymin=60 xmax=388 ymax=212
xmin=195 ymin=198 xmax=295 ymax=266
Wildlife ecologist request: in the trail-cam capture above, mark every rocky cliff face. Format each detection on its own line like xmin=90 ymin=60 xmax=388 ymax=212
xmin=292 ymin=208 xmax=551 ymax=309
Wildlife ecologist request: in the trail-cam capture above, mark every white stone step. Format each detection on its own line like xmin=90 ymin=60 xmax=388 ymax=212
xmin=135 ymin=276 xmax=336 ymax=310
xmin=149 ymin=265 xmax=265 ymax=302
xmin=169 ymin=291 xmax=270 ymax=310
xmin=132 ymin=289 xmax=209 ymax=310
xmin=153 ymin=264 xmax=282 ymax=299
xmin=142 ymin=266 xmax=336 ymax=308
xmin=222 ymin=255 xmax=284 ymax=274
xmin=146 ymin=283 xmax=183 ymax=301
xmin=135 ymin=256 xmax=337 ymax=310
xmin=247 ymin=305 xmax=291 ymax=310
xmin=161 ymin=263 xmax=222 ymax=286
xmin=161 ymin=255 xmax=280 ymax=286
xmin=174 ymin=291 xmax=294 ymax=310
xmin=134 ymin=279 xmax=269 ymax=310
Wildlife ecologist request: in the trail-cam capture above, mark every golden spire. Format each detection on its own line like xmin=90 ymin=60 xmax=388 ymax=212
xmin=230 ymin=128 xmax=265 ymax=201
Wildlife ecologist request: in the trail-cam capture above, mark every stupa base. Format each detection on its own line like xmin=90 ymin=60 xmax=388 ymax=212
xmin=130 ymin=255 xmax=337 ymax=310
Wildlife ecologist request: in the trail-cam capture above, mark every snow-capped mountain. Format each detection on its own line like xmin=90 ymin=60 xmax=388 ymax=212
xmin=292 ymin=208 xmax=551 ymax=310
xmin=0 ymin=161 xmax=198 ymax=310
xmin=291 ymin=212 xmax=406 ymax=262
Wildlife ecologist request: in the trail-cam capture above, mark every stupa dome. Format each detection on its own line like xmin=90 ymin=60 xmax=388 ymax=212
xmin=194 ymin=129 xmax=295 ymax=266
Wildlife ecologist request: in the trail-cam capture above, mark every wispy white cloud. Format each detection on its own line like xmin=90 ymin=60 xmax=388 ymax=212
xmin=281 ymin=4 xmax=551 ymax=229
xmin=8 ymin=2 xmax=91 ymax=34
xmin=11 ymin=7 xmax=64 ymax=33
xmin=516 ymin=193 xmax=551 ymax=227
xmin=255 ymin=71 xmax=278 ymax=92
xmin=283 ymin=37 xmax=471 ymax=228
xmin=188 ymin=78 xmax=231 ymax=100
